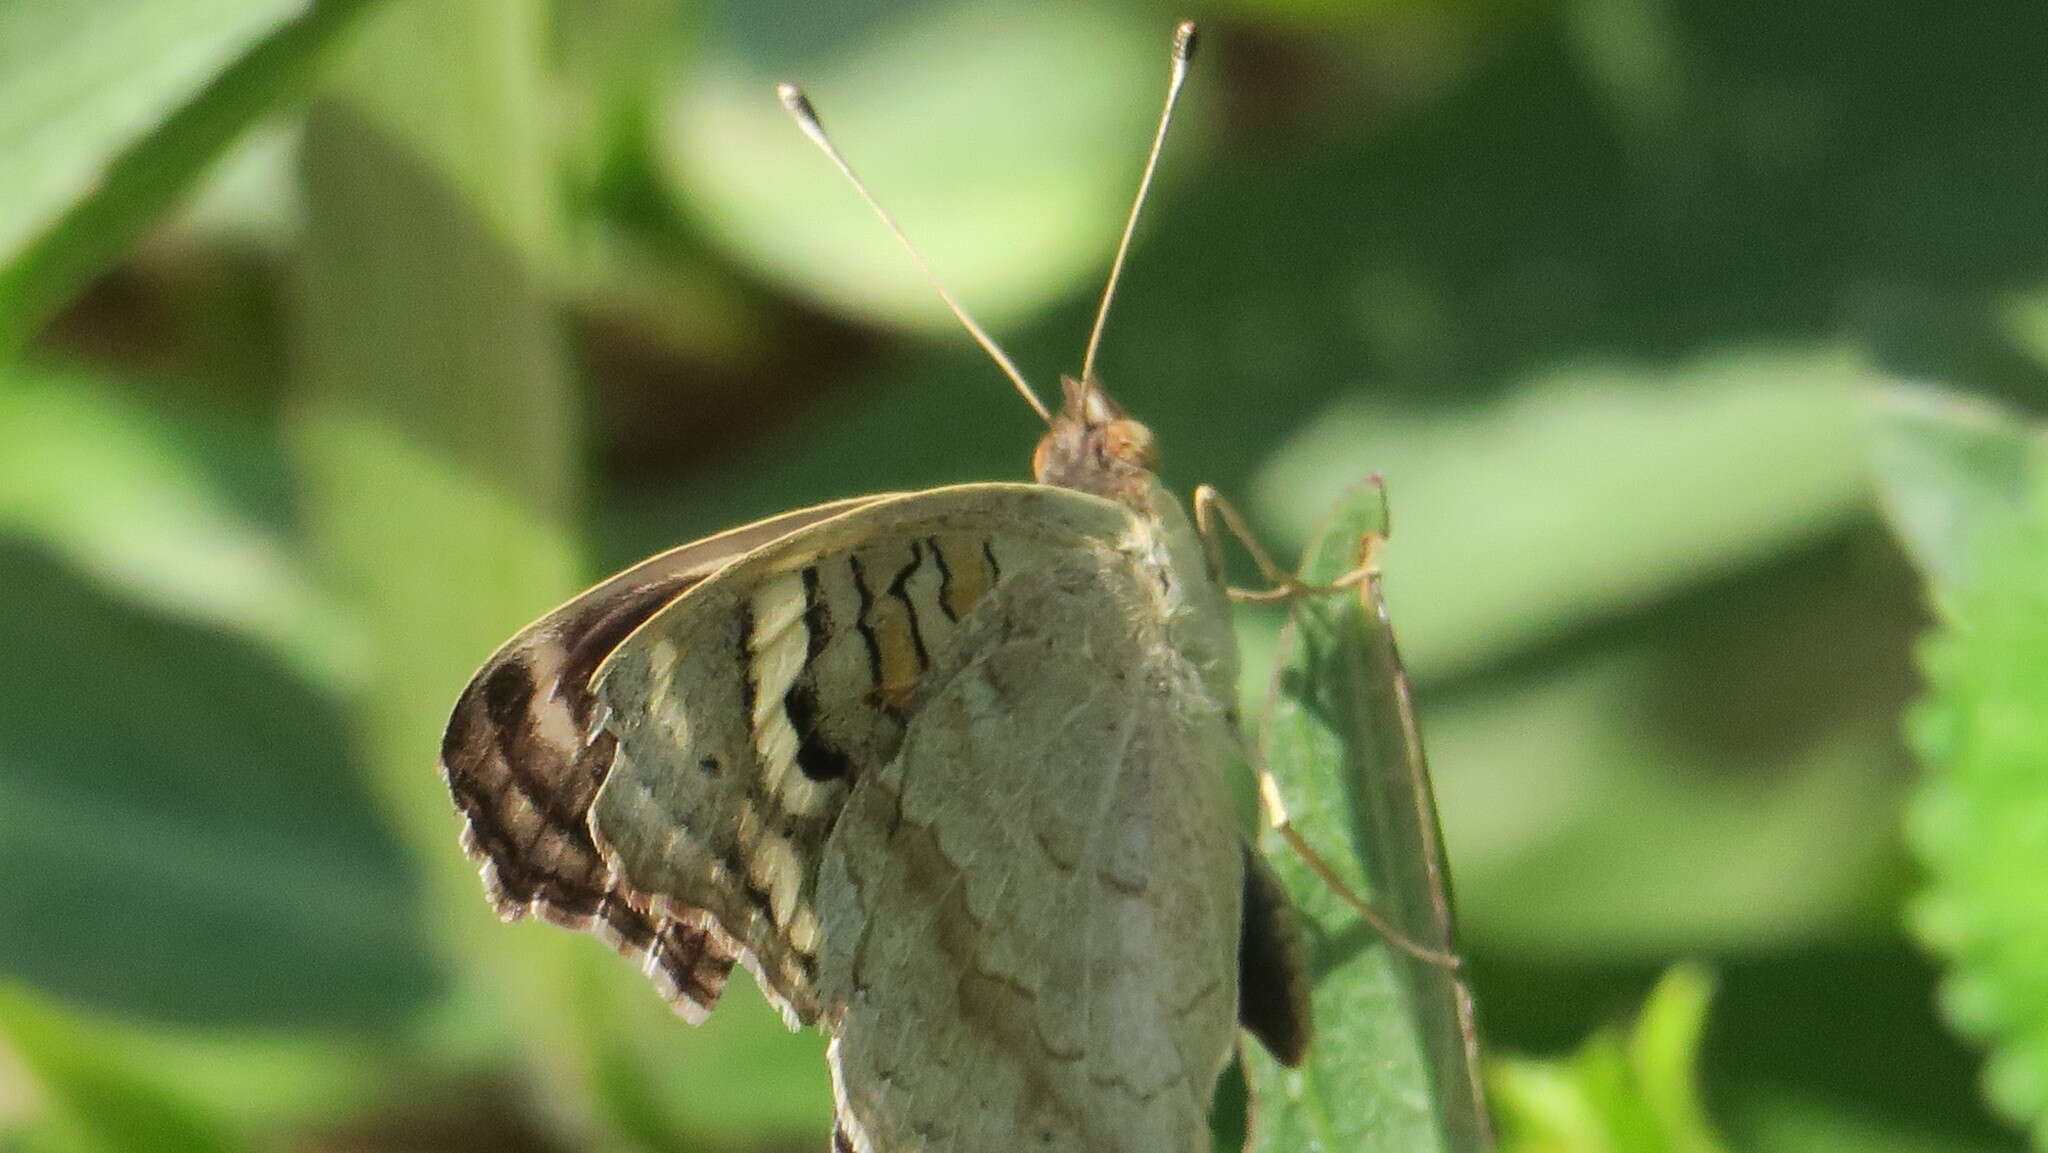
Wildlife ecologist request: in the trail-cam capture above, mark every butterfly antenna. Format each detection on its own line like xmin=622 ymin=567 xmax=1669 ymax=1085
xmin=778 ymin=83 xmax=1053 ymax=425
xmin=1080 ymin=20 xmax=1198 ymax=385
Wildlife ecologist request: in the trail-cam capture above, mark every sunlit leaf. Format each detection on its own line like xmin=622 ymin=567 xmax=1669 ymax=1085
xmin=1254 ymin=348 xmax=1875 ymax=680
xmin=1872 ymin=386 xmax=2048 ymax=1143
xmin=0 ymin=540 xmax=437 ymax=1028
xmin=1725 ymin=1088 xmax=2021 ymax=1153
xmin=293 ymin=2 xmax=826 ymax=1144
xmin=1244 ymin=483 xmax=1491 ymax=1152
xmin=0 ymin=367 xmax=360 ymax=686
xmin=1904 ymin=458 xmax=2048 ymax=1147
xmin=1423 ymin=585 xmax=1916 ymax=958
xmin=0 ymin=984 xmax=246 ymax=1153
xmin=661 ymin=1 xmax=1165 ymax=330
xmin=0 ymin=0 xmax=383 ymax=358
xmin=1865 ymin=382 xmax=2044 ymax=591
xmin=1491 ymin=966 xmax=1732 ymax=1153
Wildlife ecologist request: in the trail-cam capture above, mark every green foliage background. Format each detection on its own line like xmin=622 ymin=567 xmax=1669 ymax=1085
xmin=2 ymin=0 xmax=2046 ymax=1150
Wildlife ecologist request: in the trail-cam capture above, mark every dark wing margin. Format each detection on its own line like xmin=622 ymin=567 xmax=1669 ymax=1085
xmin=442 ymin=564 xmax=739 ymax=1019
xmin=1238 ymin=843 xmax=1313 ymax=1066
xmin=439 ymin=498 xmax=885 ymax=1022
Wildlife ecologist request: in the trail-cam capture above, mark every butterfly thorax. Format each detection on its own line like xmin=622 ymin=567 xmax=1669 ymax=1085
xmin=1031 ymin=375 xmax=1239 ymax=717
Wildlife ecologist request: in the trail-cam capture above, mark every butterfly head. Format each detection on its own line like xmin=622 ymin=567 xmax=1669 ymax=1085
xmin=1032 ymin=376 xmax=1160 ymax=504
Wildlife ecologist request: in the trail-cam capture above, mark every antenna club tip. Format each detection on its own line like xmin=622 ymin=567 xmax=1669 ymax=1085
xmin=776 ymin=82 xmax=813 ymax=116
xmin=1172 ymin=20 xmax=1198 ymax=61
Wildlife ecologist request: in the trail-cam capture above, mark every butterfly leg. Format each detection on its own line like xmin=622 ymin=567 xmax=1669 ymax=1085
xmin=1208 ymin=478 xmax=1459 ymax=968
xmin=1255 ymin=770 xmax=1464 ymax=971
xmin=1192 ymin=483 xmax=1381 ymax=605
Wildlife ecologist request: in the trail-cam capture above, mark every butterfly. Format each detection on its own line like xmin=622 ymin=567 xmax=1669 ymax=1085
xmin=440 ymin=22 xmax=1316 ymax=1153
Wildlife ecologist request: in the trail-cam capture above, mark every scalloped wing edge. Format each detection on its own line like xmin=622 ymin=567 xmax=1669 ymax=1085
xmin=440 ymin=496 xmax=893 ymax=1023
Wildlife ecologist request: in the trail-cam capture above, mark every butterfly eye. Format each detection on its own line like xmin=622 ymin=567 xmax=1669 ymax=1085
xmin=1103 ymin=420 xmax=1159 ymax=472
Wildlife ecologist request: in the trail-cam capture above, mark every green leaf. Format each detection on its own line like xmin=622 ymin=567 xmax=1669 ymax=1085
xmin=575 ymin=960 xmax=831 ymax=1149
xmin=2000 ymin=291 xmax=2048 ymax=376
xmin=660 ymin=1 xmax=1165 ymax=330
xmin=0 ymin=367 xmax=361 ymax=686
xmin=1421 ymin=577 xmax=1916 ymax=958
xmin=1865 ymin=382 xmax=2046 ymax=592
xmin=0 ymin=984 xmax=246 ymax=1153
xmin=1244 ymin=483 xmax=1491 ymax=1153
xmin=0 ymin=985 xmax=386 ymax=1140
xmin=1726 ymin=1089 xmax=2022 ymax=1153
xmin=0 ymin=0 xmax=292 ymax=258
xmin=0 ymin=0 xmax=385 ymax=359
xmin=1253 ymin=347 xmax=1875 ymax=680
xmin=293 ymin=0 xmax=577 ymax=917
xmin=1904 ymin=449 xmax=2048 ymax=1147
xmin=1491 ymin=966 xmax=1733 ymax=1153
xmin=290 ymin=0 xmax=579 ymax=1073
xmin=0 ymin=540 xmax=438 ymax=1028
xmin=292 ymin=2 xmax=822 ymax=1145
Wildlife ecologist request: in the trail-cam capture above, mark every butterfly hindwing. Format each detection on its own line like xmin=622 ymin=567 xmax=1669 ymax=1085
xmin=814 ymin=531 xmax=1247 ymax=1153
xmin=588 ymin=484 xmax=1139 ymax=1026
xmin=439 ymin=496 xmax=888 ymax=1021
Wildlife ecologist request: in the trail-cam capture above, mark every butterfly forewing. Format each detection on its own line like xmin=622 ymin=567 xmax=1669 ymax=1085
xmin=587 ymin=484 xmax=1138 ymax=1025
xmin=439 ymin=495 xmax=891 ymax=1020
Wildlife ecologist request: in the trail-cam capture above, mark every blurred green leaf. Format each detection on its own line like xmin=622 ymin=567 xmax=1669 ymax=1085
xmin=1244 ymin=484 xmax=1491 ymax=1153
xmin=0 ymin=540 xmax=438 ymax=1028
xmin=0 ymin=367 xmax=360 ymax=686
xmin=1491 ymin=966 xmax=1732 ymax=1153
xmin=1625 ymin=967 xmax=1724 ymax=1150
xmin=291 ymin=2 xmax=835 ymax=1146
xmin=1254 ymin=348 xmax=1876 ymax=680
xmin=1728 ymin=1089 xmax=2020 ymax=1153
xmin=2000 ymin=292 xmax=2048 ymax=376
xmin=1865 ymin=383 xmax=2046 ymax=592
xmin=1425 ymin=537 xmax=1917 ymax=957
xmin=294 ymin=0 xmax=576 ymax=922
xmin=0 ymin=984 xmax=245 ymax=1153
xmin=1904 ymin=438 xmax=2048 ymax=1147
xmin=291 ymin=0 xmax=584 ymax=1090
xmin=1700 ymin=943 xmax=2028 ymax=1153
xmin=0 ymin=0 xmax=383 ymax=359
xmin=662 ymin=1 xmax=1163 ymax=330
xmin=0 ymin=1124 xmax=89 ymax=1153
xmin=171 ymin=123 xmax=302 ymax=248
xmin=0 ymin=985 xmax=386 ymax=1141
xmin=553 ymin=0 xmax=677 ymax=201
xmin=576 ymin=962 xmax=830 ymax=1150
xmin=1561 ymin=0 xmax=1691 ymax=148
xmin=1248 ymin=361 xmax=1921 ymax=959
xmin=1198 ymin=0 xmax=1470 ymax=16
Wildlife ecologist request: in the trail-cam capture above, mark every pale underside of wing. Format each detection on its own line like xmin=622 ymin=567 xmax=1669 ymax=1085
xmin=586 ymin=483 xmax=1143 ymax=1030
xmin=816 ymin=550 xmax=1246 ymax=1153
xmin=439 ymin=496 xmax=889 ymax=1021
